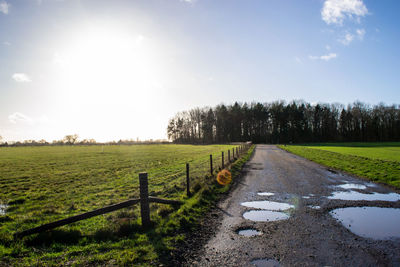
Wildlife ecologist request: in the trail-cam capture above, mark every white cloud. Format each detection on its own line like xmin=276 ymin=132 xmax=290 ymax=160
xmin=8 ymin=112 xmax=34 ymax=124
xmin=180 ymin=0 xmax=196 ymax=3
xmin=309 ymin=53 xmax=337 ymax=61
xmin=295 ymin=56 xmax=302 ymax=64
xmin=321 ymin=0 xmax=368 ymax=26
xmin=356 ymin=28 xmax=365 ymax=40
xmin=339 ymin=32 xmax=354 ymax=45
xmin=12 ymin=73 xmax=32 ymax=83
xmin=0 ymin=1 xmax=10 ymax=14
xmin=3 ymin=41 xmax=11 ymax=46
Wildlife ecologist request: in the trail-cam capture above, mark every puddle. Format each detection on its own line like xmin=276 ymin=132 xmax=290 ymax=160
xmin=302 ymin=196 xmax=311 ymax=199
xmin=308 ymin=205 xmax=321 ymax=210
xmin=330 ymin=207 xmax=400 ymax=240
xmin=336 ymin=183 xmax=367 ymax=190
xmin=328 ymin=191 xmax=400 ymax=201
xmin=0 ymin=204 xmax=8 ymax=215
xmin=243 ymin=210 xmax=289 ymax=222
xmin=251 ymin=258 xmax=280 ymax=267
xmin=241 ymin=201 xmax=294 ymax=211
xmin=258 ymin=192 xmax=275 ymax=196
xmin=238 ymin=229 xmax=262 ymax=237
xmin=364 ymin=182 xmax=378 ymax=187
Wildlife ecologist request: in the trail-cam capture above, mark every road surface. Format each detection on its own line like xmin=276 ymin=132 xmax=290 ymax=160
xmin=183 ymin=145 xmax=400 ymax=266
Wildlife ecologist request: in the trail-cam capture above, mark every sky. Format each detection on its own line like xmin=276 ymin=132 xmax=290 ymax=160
xmin=0 ymin=0 xmax=399 ymax=142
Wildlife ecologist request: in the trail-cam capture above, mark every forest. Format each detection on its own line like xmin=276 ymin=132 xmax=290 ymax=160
xmin=167 ymin=101 xmax=400 ymax=144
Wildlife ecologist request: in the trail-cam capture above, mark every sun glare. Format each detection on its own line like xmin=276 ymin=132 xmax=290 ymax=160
xmin=48 ymin=25 xmax=169 ymax=141
xmin=54 ymin=26 xmax=164 ymax=105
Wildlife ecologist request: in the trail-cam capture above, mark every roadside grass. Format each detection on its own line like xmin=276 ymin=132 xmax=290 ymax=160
xmin=279 ymin=144 xmax=400 ymax=189
xmin=298 ymin=142 xmax=400 ymax=162
xmin=0 ymin=144 xmax=254 ymax=265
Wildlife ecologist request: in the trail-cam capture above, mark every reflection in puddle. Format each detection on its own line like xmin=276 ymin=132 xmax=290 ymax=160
xmin=330 ymin=207 xmax=400 ymax=240
xmin=241 ymin=201 xmax=294 ymax=211
xmin=337 ymin=183 xmax=367 ymax=190
xmin=243 ymin=210 xmax=289 ymax=222
xmin=328 ymin=191 xmax=400 ymax=201
xmin=308 ymin=205 xmax=321 ymax=210
xmin=238 ymin=229 xmax=262 ymax=237
xmin=251 ymin=258 xmax=280 ymax=267
xmin=258 ymin=192 xmax=275 ymax=196
xmin=0 ymin=204 xmax=8 ymax=215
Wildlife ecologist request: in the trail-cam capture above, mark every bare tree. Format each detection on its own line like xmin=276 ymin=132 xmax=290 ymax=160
xmin=63 ymin=134 xmax=79 ymax=145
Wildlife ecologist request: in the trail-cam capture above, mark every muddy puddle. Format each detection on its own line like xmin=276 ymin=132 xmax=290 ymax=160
xmin=308 ymin=205 xmax=321 ymax=210
xmin=251 ymin=258 xmax=280 ymax=267
xmin=258 ymin=192 xmax=275 ymax=196
xmin=237 ymin=229 xmax=262 ymax=237
xmin=336 ymin=183 xmax=367 ymax=190
xmin=243 ymin=210 xmax=289 ymax=222
xmin=330 ymin=207 xmax=400 ymax=240
xmin=328 ymin=191 xmax=400 ymax=201
xmin=0 ymin=204 xmax=8 ymax=215
xmin=241 ymin=201 xmax=294 ymax=211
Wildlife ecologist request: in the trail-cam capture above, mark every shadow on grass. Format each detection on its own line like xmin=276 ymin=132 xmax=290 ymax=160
xmin=25 ymin=229 xmax=82 ymax=246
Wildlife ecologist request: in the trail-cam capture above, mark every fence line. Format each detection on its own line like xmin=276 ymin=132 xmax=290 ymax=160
xmin=14 ymin=142 xmax=252 ymax=238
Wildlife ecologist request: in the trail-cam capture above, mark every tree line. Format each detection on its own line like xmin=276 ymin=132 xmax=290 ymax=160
xmin=0 ymin=134 xmax=169 ymax=147
xmin=167 ymin=101 xmax=400 ymax=144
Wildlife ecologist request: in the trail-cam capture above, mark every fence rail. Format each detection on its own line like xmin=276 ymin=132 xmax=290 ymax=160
xmin=14 ymin=142 xmax=252 ymax=239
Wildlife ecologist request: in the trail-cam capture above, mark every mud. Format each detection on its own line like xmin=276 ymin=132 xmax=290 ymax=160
xmin=179 ymin=145 xmax=400 ymax=266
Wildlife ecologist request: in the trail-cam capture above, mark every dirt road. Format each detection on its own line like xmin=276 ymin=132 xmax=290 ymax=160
xmin=183 ymin=145 xmax=400 ymax=266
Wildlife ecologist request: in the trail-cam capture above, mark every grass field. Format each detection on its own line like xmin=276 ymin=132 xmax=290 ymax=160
xmin=279 ymin=142 xmax=400 ymax=189
xmin=0 ymin=144 xmax=252 ymax=265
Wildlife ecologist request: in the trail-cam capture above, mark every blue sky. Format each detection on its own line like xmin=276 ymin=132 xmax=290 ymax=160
xmin=0 ymin=0 xmax=399 ymax=141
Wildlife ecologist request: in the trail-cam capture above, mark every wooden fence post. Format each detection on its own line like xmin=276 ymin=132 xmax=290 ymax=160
xmin=236 ymin=147 xmax=239 ymax=157
xmin=139 ymin=172 xmax=150 ymax=227
xmin=186 ymin=163 xmax=191 ymax=197
xmin=222 ymin=151 xmax=224 ymax=169
xmin=228 ymin=149 xmax=231 ymax=162
xmin=210 ymin=154 xmax=213 ymax=175
xmin=232 ymin=148 xmax=235 ymax=159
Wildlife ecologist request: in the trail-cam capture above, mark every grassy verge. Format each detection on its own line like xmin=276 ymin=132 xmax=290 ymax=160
xmin=279 ymin=145 xmax=400 ymax=189
xmin=0 ymin=144 xmax=254 ymax=265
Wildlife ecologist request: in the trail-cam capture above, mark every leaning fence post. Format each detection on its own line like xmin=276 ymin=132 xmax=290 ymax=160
xmin=186 ymin=163 xmax=191 ymax=197
xmin=228 ymin=149 xmax=231 ymax=162
xmin=232 ymin=148 xmax=235 ymax=159
xmin=210 ymin=154 xmax=213 ymax=175
xmin=222 ymin=151 xmax=224 ymax=169
xmin=236 ymin=147 xmax=239 ymax=157
xmin=139 ymin=172 xmax=150 ymax=227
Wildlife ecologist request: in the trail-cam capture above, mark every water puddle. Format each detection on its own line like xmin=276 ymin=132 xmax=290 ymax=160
xmin=308 ymin=205 xmax=321 ymax=210
xmin=241 ymin=201 xmax=294 ymax=211
xmin=302 ymin=196 xmax=311 ymax=199
xmin=251 ymin=258 xmax=280 ymax=267
xmin=238 ymin=229 xmax=262 ymax=237
xmin=258 ymin=192 xmax=275 ymax=196
xmin=330 ymin=207 xmax=400 ymax=240
xmin=243 ymin=210 xmax=289 ymax=222
xmin=0 ymin=204 xmax=8 ymax=215
xmin=328 ymin=191 xmax=400 ymax=201
xmin=337 ymin=183 xmax=367 ymax=190
xmin=364 ymin=182 xmax=378 ymax=187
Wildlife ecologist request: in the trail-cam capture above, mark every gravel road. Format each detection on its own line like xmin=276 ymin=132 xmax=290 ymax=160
xmin=181 ymin=145 xmax=400 ymax=266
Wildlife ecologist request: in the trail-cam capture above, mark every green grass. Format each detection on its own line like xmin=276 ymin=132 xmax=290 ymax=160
xmin=0 ymin=144 xmax=253 ymax=266
xmin=279 ymin=142 xmax=400 ymax=189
